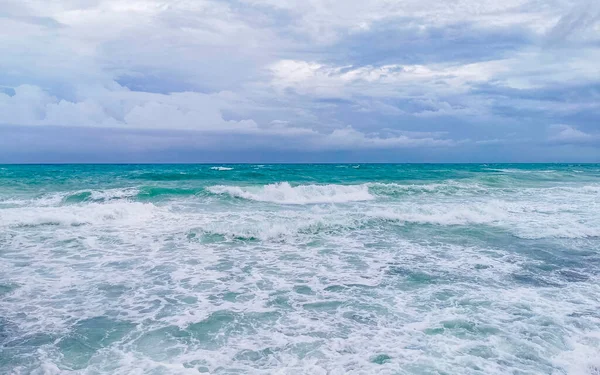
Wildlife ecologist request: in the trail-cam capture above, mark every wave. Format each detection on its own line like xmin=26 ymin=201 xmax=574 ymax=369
xmin=366 ymin=200 xmax=600 ymax=239
xmin=63 ymin=188 xmax=139 ymax=203
xmin=370 ymin=181 xmax=600 ymax=197
xmin=210 ymin=167 xmax=234 ymax=171
xmin=197 ymin=203 xmax=600 ymax=240
xmin=2 ymin=196 xmax=597 ymax=241
xmin=367 ymin=207 xmax=504 ymax=226
xmin=367 ymin=182 xmax=470 ymax=195
xmin=64 ymin=186 xmax=207 ymax=202
xmin=208 ymin=182 xmax=374 ymax=204
xmin=1 ymin=201 xmax=158 ymax=228
xmin=0 ymin=188 xmax=139 ymax=207
xmin=4 ymin=181 xmax=598 ymax=210
xmin=0 ymin=193 xmax=66 ymax=207
xmin=205 ymin=181 xmax=496 ymax=205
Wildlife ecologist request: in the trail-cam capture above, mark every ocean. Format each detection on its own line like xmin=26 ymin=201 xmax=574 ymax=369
xmin=0 ymin=164 xmax=599 ymax=374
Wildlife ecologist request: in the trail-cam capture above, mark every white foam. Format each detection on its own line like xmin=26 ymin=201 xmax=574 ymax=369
xmin=208 ymin=182 xmax=375 ymax=204
xmin=0 ymin=201 xmax=158 ymax=227
xmin=210 ymin=166 xmax=234 ymax=171
xmin=555 ymin=334 xmax=600 ymax=375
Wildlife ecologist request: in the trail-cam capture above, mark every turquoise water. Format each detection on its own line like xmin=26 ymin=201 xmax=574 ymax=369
xmin=1 ymin=164 xmax=599 ymax=374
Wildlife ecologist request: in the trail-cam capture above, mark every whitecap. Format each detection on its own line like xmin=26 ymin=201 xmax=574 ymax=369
xmin=77 ymin=187 xmax=139 ymax=202
xmin=208 ymin=182 xmax=374 ymax=204
xmin=211 ymin=166 xmax=234 ymax=171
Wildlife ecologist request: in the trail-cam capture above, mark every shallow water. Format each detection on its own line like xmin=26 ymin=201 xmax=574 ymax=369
xmin=1 ymin=164 xmax=599 ymax=374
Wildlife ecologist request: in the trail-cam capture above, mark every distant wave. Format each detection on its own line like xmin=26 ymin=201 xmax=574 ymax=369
xmin=210 ymin=166 xmax=234 ymax=171
xmin=208 ymin=182 xmax=374 ymax=204
xmin=483 ymin=168 xmax=558 ymax=174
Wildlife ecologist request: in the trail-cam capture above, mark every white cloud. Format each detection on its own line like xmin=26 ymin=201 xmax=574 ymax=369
xmin=269 ymin=59 xmax=509 ymax=97
xmin=0 ymin=0 xmax=276 ymax=93
xmin=548 ymin=125 xmax=599 ymax=144
xmin=0 ymin=85 xmax=257 ymax=131
xmin=270 ymin=50 xmax=600 ymax=98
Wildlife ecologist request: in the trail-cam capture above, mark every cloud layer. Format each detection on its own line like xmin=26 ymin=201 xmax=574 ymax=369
xmin=1 ymin=0 xmax=599 ymax=161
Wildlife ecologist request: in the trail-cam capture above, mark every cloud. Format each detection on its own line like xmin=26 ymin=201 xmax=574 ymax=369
xmin=0 ymin=84 xmax=459 ymax=151
xmin=545 ymin=0 xmax=600 ymax=45
xmin=0 ymin=0 xmax=599 ymax=161
xmin=0 ymin=85 xmax=256 ymax=131
xmin=269 ymin=59 xmax=509 ymax=97
xmin=242 ymin=0 xmax=564 ymax=44
xmin=548 ymin=125 xmax=599 ymax=145
xmin=313 ymin=127 xmax=456 ymax=150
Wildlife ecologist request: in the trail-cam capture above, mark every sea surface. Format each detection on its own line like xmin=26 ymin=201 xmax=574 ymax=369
xmin=1 ymin=164 xmax=599 ymax=375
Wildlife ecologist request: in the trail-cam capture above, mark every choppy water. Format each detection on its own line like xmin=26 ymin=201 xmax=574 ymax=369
xmin=1 ymin=164 xmax=599 ymax=374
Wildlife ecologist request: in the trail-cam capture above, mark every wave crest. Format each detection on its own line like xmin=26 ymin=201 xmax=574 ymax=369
xmin=210 ymin=167 xmax=234 ymax=171
xmin=2 ymin=201 xmax=157 ymax=227
xmin=207 ymin=182 xmax=374 ymax=204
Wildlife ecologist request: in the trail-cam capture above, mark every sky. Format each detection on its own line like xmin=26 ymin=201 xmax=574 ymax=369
xmin=0 ymin=0 xmax=599 ymax=163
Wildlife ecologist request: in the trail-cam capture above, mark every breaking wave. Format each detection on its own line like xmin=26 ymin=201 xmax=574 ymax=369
xmin=208 ymin=182 xmax=374 ymax=204
xmin=1 ymin=201 xmax=158 ymax=228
